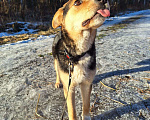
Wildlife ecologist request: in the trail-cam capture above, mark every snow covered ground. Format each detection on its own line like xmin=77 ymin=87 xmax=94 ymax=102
xmin=98 ymin=9 xmax=150 ymax=31
xmin=0 ymin=21 xmax=39 ymax=37
xmin=0 ymin=9 xmax=150 ymax=120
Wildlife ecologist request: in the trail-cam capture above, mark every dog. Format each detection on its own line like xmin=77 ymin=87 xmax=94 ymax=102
xmin=52 ymin=0 xmax=110 ymax=119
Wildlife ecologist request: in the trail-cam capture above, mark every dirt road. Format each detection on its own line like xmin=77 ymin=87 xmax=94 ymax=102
xmin=0 ymin=10 xmax=150 ymax=120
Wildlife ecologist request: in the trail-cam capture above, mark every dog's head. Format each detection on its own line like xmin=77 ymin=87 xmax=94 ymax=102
xmin=52 ymin=0 xmax=110 ymax=32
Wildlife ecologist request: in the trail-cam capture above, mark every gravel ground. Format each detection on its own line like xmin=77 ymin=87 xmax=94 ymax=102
xmin=0 ymin=11 xmax=150 ymax=120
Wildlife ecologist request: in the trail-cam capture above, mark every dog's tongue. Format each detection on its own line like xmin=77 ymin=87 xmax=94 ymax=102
xmin=97 ymin=9 xmax=110 ymax=17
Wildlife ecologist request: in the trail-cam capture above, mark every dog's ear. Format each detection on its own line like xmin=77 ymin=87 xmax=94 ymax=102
xmin=52 ymin=8 xmax=64 ymax=29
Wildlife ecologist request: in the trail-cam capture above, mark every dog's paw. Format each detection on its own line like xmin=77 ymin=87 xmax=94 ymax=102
xmin=82 ymin=115 xmax=91 ymax=120
xmin=55 ymin=83 xmax=62 ymax=88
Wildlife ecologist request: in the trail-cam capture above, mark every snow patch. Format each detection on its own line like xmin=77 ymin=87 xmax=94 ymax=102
xmin=98 ymin=9 xmax=150 ymax=31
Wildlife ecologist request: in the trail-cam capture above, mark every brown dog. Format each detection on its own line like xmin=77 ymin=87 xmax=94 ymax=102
xmin=52 ymin=0 xmax=110 ymax=119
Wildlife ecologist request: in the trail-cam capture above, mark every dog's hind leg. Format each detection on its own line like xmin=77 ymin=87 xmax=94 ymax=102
xmin=80 ymin=81 xmax=92 ymax=120
xmin=54 ymin=59 xmax=61 ymax=88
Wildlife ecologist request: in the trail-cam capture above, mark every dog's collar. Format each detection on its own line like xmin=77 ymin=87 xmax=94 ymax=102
xmin=59 ymin=47 xmax=87 ymax=63
xmin=54 ymin=31 xmax=91 ymax=63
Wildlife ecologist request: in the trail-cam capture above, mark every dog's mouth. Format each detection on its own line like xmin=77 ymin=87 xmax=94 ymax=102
xmin=82 ymin=9 xmax=110 ymax=27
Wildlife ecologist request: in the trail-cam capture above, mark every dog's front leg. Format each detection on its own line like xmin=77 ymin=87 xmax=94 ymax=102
xmin=63 ymin=85 xmax=77 ymax=120
xmin=80 ymin=81 xmax=92 ymax=120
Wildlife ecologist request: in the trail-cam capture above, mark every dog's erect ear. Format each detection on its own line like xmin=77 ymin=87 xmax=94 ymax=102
xmin=52 ymin=8 xmax=64 ymax=29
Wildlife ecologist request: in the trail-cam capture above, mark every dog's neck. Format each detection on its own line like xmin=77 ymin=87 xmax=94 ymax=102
xmin=62 ymin=28 xmax=96 ymax=55
xmin=76 ymin=29 xmax=96 ymax=54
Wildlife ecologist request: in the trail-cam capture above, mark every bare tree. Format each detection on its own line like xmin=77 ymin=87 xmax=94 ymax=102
xmin=0 ymin=0 xmax=149 ymax=24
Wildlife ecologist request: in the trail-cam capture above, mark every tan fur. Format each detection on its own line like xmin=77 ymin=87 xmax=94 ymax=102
xmin=54 ymin=59 xmax=61 ymax=88
xmin=52 ymin=0 xmax=110 ymax=119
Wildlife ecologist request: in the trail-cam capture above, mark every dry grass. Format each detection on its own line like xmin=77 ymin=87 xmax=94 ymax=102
xmin=0 ymin=27 xmax=60 ymax=45
xmin=35 ymin=94 xmax=47 ymax=119
xmin=144 ymin=78 xmax=150 ymax=81
xmin=100 ymin=81 xmax=116 ymax=91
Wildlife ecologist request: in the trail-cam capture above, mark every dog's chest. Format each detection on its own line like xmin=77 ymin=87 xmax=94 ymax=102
xmin=72 ymin=54 xmax=95 ymax=84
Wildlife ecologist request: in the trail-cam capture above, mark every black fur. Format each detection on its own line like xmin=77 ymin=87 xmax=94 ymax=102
xmin=52 ymin=30 xmax=96 ymax=73
xmin=87 ymin=43 xmax=96 ymax=70
xmin=63 ymin=1 xmax=70 ymax=17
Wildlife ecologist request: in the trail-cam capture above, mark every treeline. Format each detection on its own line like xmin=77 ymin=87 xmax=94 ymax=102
xmin=109 ymin=0 xmax=150 ymax=16
xmin=0 ymin=0 xmax=150 ymax=25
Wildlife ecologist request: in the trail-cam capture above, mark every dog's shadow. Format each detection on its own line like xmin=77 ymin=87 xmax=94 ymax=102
xmin=93 ymin=59 xmax=150 ymax=84
xmin=92 ymin=59 xmax=150 ymax=120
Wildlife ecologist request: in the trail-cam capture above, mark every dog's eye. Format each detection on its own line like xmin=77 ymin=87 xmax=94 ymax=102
xmin=74 ymin=0 xmax=82 ymax=6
